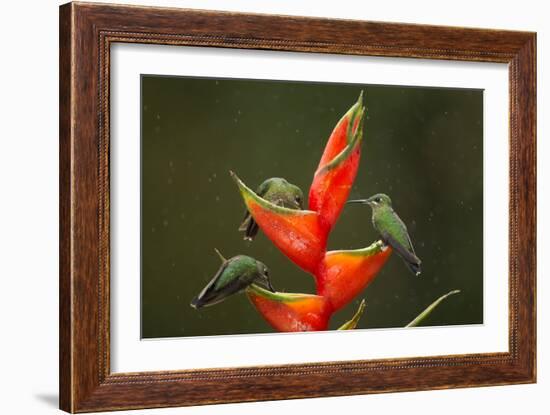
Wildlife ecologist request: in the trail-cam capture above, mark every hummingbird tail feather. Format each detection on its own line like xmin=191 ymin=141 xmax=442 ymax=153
xmin=239 ymin=213 xmax=259 ymax=241
xmin=407 ymin=261 xmax=422 ymax=276
xmin=238 ymin=211 xmax=260 ymax=240
xmin=245 ymin=218 xmax=260 ymax=241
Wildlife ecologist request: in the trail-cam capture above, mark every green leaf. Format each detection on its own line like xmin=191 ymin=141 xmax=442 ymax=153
xmin=405 ymin=289 xmax=461 ymax=328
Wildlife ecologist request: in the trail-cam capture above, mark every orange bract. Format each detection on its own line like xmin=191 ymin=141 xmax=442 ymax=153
xmin=318 ymin=244 xmax=392 ymax=311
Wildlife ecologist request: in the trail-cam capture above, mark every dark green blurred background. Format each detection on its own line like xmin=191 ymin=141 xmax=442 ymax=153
xmin=141 ymin=75 xmax=483 ymax=339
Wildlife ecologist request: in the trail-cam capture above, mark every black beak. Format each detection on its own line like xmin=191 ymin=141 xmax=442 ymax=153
xmin=266 ymin=277 xmax=275 ymax=293
xmin=347 ymin=199 xmax=370 ymax=205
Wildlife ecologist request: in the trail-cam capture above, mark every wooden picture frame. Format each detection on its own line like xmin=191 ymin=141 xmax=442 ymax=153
xmin=59 ymin=2 xmax=536 ymax=412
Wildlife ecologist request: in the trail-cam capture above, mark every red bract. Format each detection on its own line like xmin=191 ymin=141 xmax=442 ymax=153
xmin=309 ymin=94 xmax=364 ymax=232
xmin=232 ymin=173 xmax=325 ymax=274
xmin=233 ymin=92 xmax=392 ymax=331
xmin=247 ymin=286 xmax=331 ymax=332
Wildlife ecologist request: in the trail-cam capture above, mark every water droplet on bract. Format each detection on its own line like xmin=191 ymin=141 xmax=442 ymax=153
xmin=163 ymin=220 xmax=169 ymax=227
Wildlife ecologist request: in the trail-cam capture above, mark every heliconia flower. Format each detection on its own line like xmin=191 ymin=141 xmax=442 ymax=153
xmin=246 ymin=285 xmax=331 ymax=332
xmin=318 ymin=241 xmax=392 ymax=311
xmin=231 ymin=172 xmax=326 ymax=274
xmin=308 ymin=92 xmax=365 ymax=232
xmin=202 ymin=94 xmax=462 ymax=334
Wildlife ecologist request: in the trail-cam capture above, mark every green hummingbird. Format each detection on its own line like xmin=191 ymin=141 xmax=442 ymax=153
xmin=348 ymin=193 xmax=422 ymax=276
xmin=190 ymin=249 xmax=275 ymax=309
xmin=239 ymin=177 xmax=304 ymax=241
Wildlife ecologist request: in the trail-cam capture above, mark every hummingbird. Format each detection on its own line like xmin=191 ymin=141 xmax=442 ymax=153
xmin=348 ymin=193 xmax=422 ymax=276
xmin=239 ymin=177 xmax=304 ymax=241
xmin=190 ymin=249 xmax=275 ymax=309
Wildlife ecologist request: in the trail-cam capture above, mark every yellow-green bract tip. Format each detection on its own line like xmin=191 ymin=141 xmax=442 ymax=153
xmin=338 ymin=299 xmax=366 ymax=330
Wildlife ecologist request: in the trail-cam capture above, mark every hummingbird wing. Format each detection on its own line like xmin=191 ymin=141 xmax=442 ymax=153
xmin=191 ymin=259 xmax=257 ymax=308
xmin=381 ymin=231 xmax=421 ymax=266
xmin=377 ymin=211 xmax=422 ymax=276
xmin=191 ymin=261 xmax=231 ymax=308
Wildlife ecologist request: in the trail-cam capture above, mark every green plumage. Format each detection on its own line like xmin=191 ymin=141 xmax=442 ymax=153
xmin=190 ymin=253 xmax=273 ymax=309
xmin=348 ymin=193 xmax=422 ymax=276
xmin=239 ymin=177 xmax=304 ymax=241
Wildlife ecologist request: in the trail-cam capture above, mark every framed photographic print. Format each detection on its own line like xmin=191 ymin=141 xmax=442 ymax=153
xmin=59 ymin=2 xmax=536 ymax=412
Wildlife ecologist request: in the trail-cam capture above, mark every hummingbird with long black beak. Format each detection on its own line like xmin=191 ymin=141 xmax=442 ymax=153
xmin=239 ymin=177 xmax=304 ymax=241
xmin=190 ymin=249 xmax=275 ymax=309
xmin=348 ymin=193 xmax=422 ymax=276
